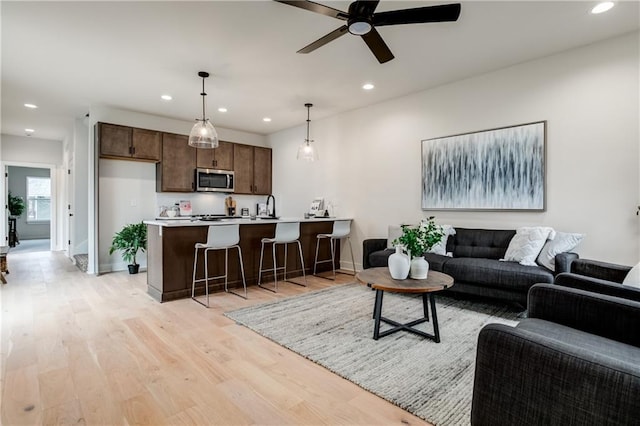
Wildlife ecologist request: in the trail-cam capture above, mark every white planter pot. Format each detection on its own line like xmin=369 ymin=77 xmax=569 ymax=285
xmin=388 ymin=246 xmax=410 ymax=280
xmin=410 ymin=256 xmax=429 ymax=279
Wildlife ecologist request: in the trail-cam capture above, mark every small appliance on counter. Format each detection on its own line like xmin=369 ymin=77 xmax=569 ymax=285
xmin=225 ymin=196 xmax=236 ymax=216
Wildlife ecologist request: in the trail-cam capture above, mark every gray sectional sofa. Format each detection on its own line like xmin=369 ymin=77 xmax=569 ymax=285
xmin=363 ymin=227 xmax=578 ymax=307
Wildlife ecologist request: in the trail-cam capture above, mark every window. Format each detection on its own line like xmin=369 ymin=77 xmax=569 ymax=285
xmin=27 ymin=176 xmax=51 ymax=223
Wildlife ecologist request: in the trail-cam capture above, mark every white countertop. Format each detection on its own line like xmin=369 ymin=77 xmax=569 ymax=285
xmin=144 ymin=217 xmax=351 ymax=227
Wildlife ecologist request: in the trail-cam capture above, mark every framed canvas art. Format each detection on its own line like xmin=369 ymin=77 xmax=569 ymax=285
xmin=421 ymin=121 xmax=546 ymax=211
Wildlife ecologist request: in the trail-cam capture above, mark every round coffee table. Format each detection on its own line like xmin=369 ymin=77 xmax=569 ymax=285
xmin=355 ymin=267 xmax=454 ymax=342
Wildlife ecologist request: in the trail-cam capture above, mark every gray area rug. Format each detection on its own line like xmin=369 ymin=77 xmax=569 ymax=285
xmin=225 ymin=283 xmax=520 ymax=426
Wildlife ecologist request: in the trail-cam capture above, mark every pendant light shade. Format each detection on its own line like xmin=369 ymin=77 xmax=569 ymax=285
xmin=297 ymin=103 xmax=318 ymax=162
xmin=188 ymin=71 xmax=219 ymax=149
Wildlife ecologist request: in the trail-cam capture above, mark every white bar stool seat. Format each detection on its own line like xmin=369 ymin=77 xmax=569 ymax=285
xmin=258 ymin=221 xmax=307 ymax=292
xmin=313 ymin=219 xmax=356 ymax=280
xmin=191 ymin=224 xmax=247 ymax=307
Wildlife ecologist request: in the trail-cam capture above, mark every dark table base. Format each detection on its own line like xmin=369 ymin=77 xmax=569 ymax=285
xmin=372 ymin=289 xmax=440 ymax=342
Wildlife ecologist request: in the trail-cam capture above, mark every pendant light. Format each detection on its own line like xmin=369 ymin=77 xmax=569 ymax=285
xmin=297 ymin=103 xmax=319 ymax=161
xmin=188 ymin=71 xmax=219 ymax=149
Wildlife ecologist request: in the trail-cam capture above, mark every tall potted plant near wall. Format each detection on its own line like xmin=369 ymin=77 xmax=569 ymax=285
xmin=8 ymin=191 xmax=25 ymax=217
xmin=109 ymin=222 xmax=147 ymax=274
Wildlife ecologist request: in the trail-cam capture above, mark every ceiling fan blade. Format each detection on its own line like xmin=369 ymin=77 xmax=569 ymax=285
xmin=351 ymin=0 xmax=380 ymax=17
xmin=274 ymin=0 xmax=348 ymax=20
xmin=297 ymin=25 xmax=349 ymax=54
xmin=373 ymin=3 xmax=461 ymax=26
xmin=361 ymin=28 xmax=394 ymax=64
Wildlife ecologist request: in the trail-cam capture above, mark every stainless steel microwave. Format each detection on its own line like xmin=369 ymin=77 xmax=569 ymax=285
xmin=195 ymin=168 xmax=234 ymax=193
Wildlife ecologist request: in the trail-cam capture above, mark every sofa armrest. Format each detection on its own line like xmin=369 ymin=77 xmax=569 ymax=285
xmin=471 ymin=323 xmax=640 ymax=426
xmin=555 ymin=272 xmax=640 ymax=303
xmin=362 ymin=238 xmax=387 ymax=270
xmin=570 ymin=258 xmax=631 ymax=283
xmin=528 ymin=284 xmax=640 ymax=347
xmin=554 ymin=252 xmax=578 ymax=274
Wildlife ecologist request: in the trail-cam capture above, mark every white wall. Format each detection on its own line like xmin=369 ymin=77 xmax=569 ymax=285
xmin=269 ymin=32 xmax=640 ymax=268
xmin=88 ymin=106 xmax=268 ymax=273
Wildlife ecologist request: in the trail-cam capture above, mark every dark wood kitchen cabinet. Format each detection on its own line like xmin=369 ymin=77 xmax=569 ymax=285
xmin=98 ymin=122 xmax=161 ymax=162
xmin=156 ymin=133 xmax=196 ymax=192
xmin=233 ymin=144 xmax=272 ymax=195
xmin=196 ymin=140 xmax=234 ymax=170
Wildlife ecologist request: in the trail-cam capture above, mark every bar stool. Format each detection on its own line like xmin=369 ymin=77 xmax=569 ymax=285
xmin=258 ymin=221 xmax=307 ymax=292
xmin=191 ymin=224 xmax=247 ymax=308
xmin=313 ymin=220 xmax=356 ymax=280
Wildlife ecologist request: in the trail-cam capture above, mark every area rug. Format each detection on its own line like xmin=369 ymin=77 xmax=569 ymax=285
xmin=225 ymin=283 xmax=520 ymax=426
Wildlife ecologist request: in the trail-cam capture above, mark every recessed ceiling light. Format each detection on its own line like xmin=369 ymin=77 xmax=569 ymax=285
xmin=24 ymin=103 xmax=38 ymax=109
xmin=161 ymin=94 xmax=173 ymax=101
xmin=218 ymin=107 xmax=228 ymax=113
xmin=591 ymin=1 xmax=614 ymax=14
xmin=362 ymin=83 xmax=375 ymax=90
xmin=25 ymin=128 xmax=35 ymax=134
xmin=263 ymin=117 xmax=272 ymax=122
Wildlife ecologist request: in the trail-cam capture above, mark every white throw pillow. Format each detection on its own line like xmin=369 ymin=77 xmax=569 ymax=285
xmin=622 ymin=262 xmax=640 ymax=288
xmin=427 ymin=225 xmax=456 ymax=256
xmin=501 ymin=227 xmax=556 ymax=266
xmin=387 ymin=225 xmax=404 ymax=249
xmin=536 ymin=232 xmax=585 ymax=271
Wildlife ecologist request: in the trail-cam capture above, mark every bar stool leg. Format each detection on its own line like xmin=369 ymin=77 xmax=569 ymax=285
xmin=313 ymin=237 xmax=321 ymax=275
xmin=272 ymin=242 xmax=278 ymax=292
xmin=347 ymin=236 xmax=356 ymax=275
xmin=204 ymin=249 xmax=210 ymax=308
xmin=296 ymin=240 xmax=307 ymax=287
xmin=225 ymin=246 xmax=247 ymax=299
xmin=283 ymin=243 xmax=288 ymax=282
xmin=191 ymin=247 xmax=199 ymax=300
xmin=330 ymin=237 xmax=337 ymax=281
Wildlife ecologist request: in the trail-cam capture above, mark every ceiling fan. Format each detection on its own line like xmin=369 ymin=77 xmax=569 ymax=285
xmin=274 ymin=1 xmax=462 ymax=64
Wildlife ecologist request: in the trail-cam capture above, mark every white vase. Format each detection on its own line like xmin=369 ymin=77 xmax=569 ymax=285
xmin=410 ymin=256 xmax=429 ymax=279
xmin=388 ymin=246 xmax=410 ymax=280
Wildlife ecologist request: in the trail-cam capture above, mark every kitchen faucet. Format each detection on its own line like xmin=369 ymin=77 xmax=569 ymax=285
xmin=266 ymin=194 xmax=276 ymax=218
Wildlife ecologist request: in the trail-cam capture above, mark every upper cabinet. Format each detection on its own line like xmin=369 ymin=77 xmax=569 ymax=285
xmin=156 ymin=133 xmax=196 ymax=192
xmin=98 ymin=122 xmax=161 ymax=162
xmin=233 ymin=144 xmax=272 ymax=195
xmin=196 ymin=140 xmax=234 ymax=170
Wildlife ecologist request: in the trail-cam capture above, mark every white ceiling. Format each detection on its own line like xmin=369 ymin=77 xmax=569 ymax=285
xmin=2 ymin=1 xmax=639 ymax=141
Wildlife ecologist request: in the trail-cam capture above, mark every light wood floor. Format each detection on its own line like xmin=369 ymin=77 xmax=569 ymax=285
xmin=1 ymin=251 xmax=431 ymax=425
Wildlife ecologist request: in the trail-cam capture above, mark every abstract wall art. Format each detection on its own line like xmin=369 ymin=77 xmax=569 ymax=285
xmin=421 ymin=121 xmax=546 ymax=211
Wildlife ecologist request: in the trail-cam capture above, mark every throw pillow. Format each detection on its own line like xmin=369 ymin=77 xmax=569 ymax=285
xmin=622 ymin=262 xmax=640 ymax=288
xmin=536 ymin=232 xmax=585 ymax=271
xmin=387 ymin=225 xmax=403 ymax=249
xmin=501 ymin=226 xmax=556 ymax=266
xmin=427 ymin=225 xmax=456 ymax=256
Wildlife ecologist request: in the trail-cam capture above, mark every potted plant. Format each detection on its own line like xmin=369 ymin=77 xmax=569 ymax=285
xmin=8 ymin=191 xmax=26 ymax=217
xmin=109 ymin=222 xmax=147 ymax=274
xmin=393 ymin=217 xmax=444 ymax=279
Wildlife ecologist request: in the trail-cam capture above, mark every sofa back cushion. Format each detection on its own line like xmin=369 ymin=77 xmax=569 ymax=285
xmin=450 ymin=228 xmax=516 ymax=260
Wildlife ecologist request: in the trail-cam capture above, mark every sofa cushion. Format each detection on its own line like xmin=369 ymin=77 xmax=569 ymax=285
xmin=442 ymin=257 xmax=554 ymax=291
xmin=423 ymin=253 xmax=450 ymax=272
xmin=502 ymin=226 xmax=555 ymax=266
xmin=368 ymin=248 xmax=394 ymax=268
xmin=536 ymin=232 xmax=584 ymax=271
xmin=428 ymin=225 xmax=455 ymax=256
xmin=450 ymin=228 xmax=515 ymax=260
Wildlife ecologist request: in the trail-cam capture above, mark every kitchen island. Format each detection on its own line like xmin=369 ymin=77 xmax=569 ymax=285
xmin=144 ymin=217 xmax=351 ymax=302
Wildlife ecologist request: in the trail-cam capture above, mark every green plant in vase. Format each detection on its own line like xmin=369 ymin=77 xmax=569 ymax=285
xmin=109 ymin=222 xmax=147 ymax=274
xmin=393 ymin=216 xmax=444 ymax=279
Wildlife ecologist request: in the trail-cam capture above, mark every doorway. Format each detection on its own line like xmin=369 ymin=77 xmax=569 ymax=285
xmin=6 ymin=165 xmax=52 ymax=254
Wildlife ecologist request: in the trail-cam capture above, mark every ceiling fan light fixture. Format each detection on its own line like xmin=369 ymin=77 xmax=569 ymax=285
xmin=348 ymin=20 xmax=372 ymax=35
xmin=188 ymin=71 xmax=219 ymax=149
xmin=591 ymin=1 xmax=614 ymax=14
xmin=297 ymin=103 xmax=319 ymax=162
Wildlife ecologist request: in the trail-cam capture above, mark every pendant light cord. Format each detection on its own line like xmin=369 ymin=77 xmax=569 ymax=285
xmin=201 ymin=77 xmax=207 ymax=121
